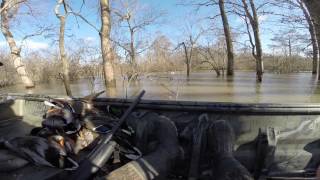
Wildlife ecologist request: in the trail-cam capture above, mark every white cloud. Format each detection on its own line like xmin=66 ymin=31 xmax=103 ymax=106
xmin=0 ymin=41 xmax=7 ymax=47
xmin=235 ymin=15 xmax=268 ymax=24
xmin=0 ymin=40 xmax=48 ymax=50
xmin=236 ymin=17 xmax=244 ymax=23
xmin=21 ymin=40 xmax=49 ymax=50
xmin=258 ymin=15 xmax=268 ymax=22
xmin=84 ymin=36 xmax=96 ymax=43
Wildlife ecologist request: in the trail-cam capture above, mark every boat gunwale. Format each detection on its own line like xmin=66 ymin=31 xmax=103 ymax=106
xmin=2 ymin=93 xmax=320 ymax=115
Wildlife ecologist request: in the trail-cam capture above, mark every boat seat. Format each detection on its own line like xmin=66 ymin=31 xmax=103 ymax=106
xmin=0 ymin=103 xmax=64 ymax=180
xmin=0 ymin=165 xmax=63 ymax=180
xmin=0 ymin=116 xmax=35 ymax=139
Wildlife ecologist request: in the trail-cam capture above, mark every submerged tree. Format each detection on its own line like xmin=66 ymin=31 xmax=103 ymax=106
xmin=181 ymin=41 xmax=191 ymax=77
xmin=269 ymin=29 xmax=307 ymax=73
xmin=270 ymin=29 xmax=305 ymax=57
xmin=178 ymin=24 xmax=206 ymax=78
xmin=303 ymin=0 xmax=320 ymax=79
xmin=112 ymin=0 xmax=163 ymax=74
xmin=275 ymin=0 xmax=319 ymax=74
xmin=100 ymin=0 xmax=116 ymax=88
xmin=186 ymin=0 xmax=235 ymax=76
xmin=55 ymin=0 xmax=72 ymax=96
xmin=198 ymin=36 xmax=227 ymax=76
xmin=0 ymin=0 xmax=35 ymax=88
xmin=241 ymin=0 xmax=264 ymax=82
xmin=55 ymin=0 xmax=117 ymax=89
xmin=298 ymin=0 xmax=319 ymax=74
xmin=218 ymin=0 xmax=234 ymax=76
xmin=149 ymin=34 xmax=173 ymax=71
xmin=231 ymin=0 xmax=266 ymax=81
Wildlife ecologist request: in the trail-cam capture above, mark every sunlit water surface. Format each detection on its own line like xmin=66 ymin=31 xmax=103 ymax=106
xmin=1 ymin=71 xmax=320 ymax=103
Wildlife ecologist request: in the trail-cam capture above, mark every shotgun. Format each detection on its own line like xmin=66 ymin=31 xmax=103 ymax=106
xmin=70 ymin=90 xmax=146 ymax=180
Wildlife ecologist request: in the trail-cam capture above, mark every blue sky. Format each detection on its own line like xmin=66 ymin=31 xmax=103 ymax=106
xmin=0 ymin=0 xmax=308 ymax=55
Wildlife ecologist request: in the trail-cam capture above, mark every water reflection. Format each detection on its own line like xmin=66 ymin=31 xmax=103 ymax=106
xmin=1 ymin=71 xmax=320 ymax=103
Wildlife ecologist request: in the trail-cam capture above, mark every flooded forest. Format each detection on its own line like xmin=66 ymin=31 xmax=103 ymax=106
xmin=1 ymin=0 xmax=320 ymax=103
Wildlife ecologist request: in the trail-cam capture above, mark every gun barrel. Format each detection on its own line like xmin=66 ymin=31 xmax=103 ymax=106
xmin=70 ymin=90 xmax=145 ymax=180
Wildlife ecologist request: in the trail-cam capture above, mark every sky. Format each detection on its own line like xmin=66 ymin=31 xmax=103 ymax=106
xmin=0 ymin=0 xmax=308 ymax=56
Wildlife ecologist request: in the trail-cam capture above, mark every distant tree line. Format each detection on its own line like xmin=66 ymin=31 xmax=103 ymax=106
xmin=0 ymin=0 xmax=320 ymax=95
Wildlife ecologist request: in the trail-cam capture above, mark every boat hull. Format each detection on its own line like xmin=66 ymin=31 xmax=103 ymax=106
xmin=1 ymin=93 xmax=320 ymax=179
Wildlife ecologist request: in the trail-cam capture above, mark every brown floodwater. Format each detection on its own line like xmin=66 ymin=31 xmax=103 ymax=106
xmin=1 ymin=71 xmax=320 ymax=103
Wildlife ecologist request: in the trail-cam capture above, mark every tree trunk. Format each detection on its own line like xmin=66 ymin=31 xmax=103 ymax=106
xmin=288 ymin=37 xmax=292 ymax=57
xmin=242 ymin=0 xmax=264 ymax=82
xmin=303 ymin=0 xmax=320 ymax=79
xmin=214 ymin=68 xmax=221 ymax=77
xmin=59 ymin=16 xmax=72 ymax=96
xmin=299 ymin=0 xmax=319 ymax=74
xmin=182 ymin=42 xmax=190 ymax=77
xmin=249 ymin=0 xmax=263 ymax=82
xmin=0 ymin=0 xmax=35 ymax=88
xmin=100 ymin=0 xmax=116 ymax=88
xmin=218 ymin=0 xmax=234 ymax=76
xmin=130 ymin=29 xmax=136 ymax=67
xmin=55 ymin=0 xmax=72 ymax=96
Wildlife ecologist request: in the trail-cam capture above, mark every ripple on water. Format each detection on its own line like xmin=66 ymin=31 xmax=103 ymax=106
xmin=1 ymin=71 xmax=320 ymax=103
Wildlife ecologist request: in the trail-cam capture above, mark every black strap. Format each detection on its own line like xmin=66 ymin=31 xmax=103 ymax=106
xmin=254 ymin=127 xmax=277 ymax=179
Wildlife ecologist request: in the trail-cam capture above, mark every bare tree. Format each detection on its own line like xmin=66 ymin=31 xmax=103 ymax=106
xmin=55 ymin=0 xmax=72 ymax=96
xmin=269 ymin=29 xmax=307 ymax=73
xmin=100 ymin=0 xmax=116 ymax=88
xmin=180 ymin=42 xmax=190 ymax=77
xmin=303 ymin=0 xmax=320 ymax=79
xmin=178 ymin=24 xmax=206 ymax=77
xmin=184 ymin=0 xmax=235 ymax=76
xmin=192 ymin=35 xmax=227 ymax=76
xmin=241 ymin=0 xmax=264 ymax=82
xmin=218 ymin=0 xmax=234 ymax=76
xmin=298 ymin=0 xmax=319 ymax=74
xmin=270 ymin=29 xmax=305 ymax=57
xmin=274 ymin=0 xmax=319 ymax=74
xmin=0 ymin=0 xmax=35 ymax=88
xmin=112 ymin=0 xmax=163 ymax=71
xmin=54 ymin=0 xmax=117 ymax=89
xmin=180 ymin=40 xmax=194 ymax=78
xmin=198 ymin=47 xmax=223 ymax=77
xmin=149 ymin=34 xmax=173 ymax=72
